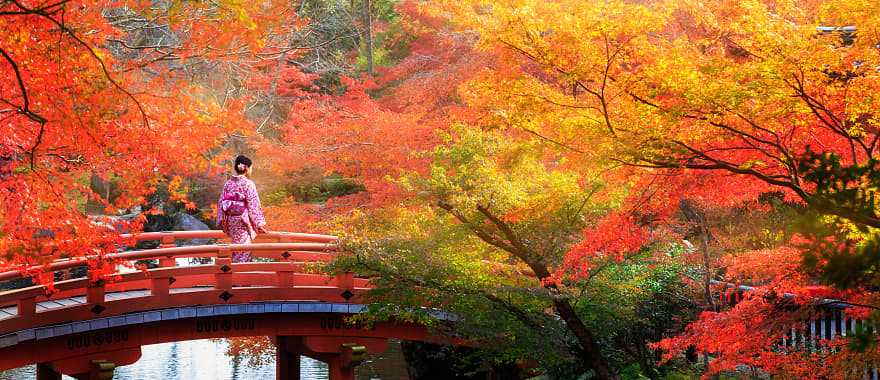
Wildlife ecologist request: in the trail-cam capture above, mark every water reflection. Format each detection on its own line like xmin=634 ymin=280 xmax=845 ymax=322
xmin=0 ymin=340 xmax=328 ymax=380
xmin=0 ymin=338 xmax=409 ymax=379
xmin=116 ymin=339 xmax=330 ymax=380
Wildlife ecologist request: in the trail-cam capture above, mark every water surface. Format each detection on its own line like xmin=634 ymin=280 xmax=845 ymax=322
xmin=0 ymin=338 xmax=409 ymax=379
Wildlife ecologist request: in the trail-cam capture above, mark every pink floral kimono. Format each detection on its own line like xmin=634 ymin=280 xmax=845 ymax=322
xmin=216 ymin=175 xmax=266 ymax=262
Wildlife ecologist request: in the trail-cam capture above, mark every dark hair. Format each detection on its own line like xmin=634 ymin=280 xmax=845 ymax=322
xmin=234 ymin=155 xmax=252 ymax=174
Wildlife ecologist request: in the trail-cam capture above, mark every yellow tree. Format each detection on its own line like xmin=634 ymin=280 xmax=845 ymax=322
xmin=418 ymin=0 xmax=880 ymax=375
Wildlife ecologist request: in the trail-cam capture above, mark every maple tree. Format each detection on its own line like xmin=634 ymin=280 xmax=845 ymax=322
xmin=0 ymin=0 xmax=312 ymax=272
xmin=290 ymin=0 xmax=880 ymax=377
xmin=8 ymin=0 xmax=880 ymax=377
xmin=328 ymin=127 xmax=688 ymax=378
xmin=250 ymin=1 xmax=689 ymax=378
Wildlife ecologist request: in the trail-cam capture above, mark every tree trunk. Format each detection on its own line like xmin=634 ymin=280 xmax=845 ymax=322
xmin=679 ymin=199 xmax=716 ymax=311
xmin=553 ymin=298 xmax=618 ymax=380
xmin=679 ymin=199 xmax=715 ymax=377
xmin=363 ymin=0 xmax=374 ymax=75
xmin=525 ymin=263 xmax=617 ymax=379
xmin=438 ymin=202 xmax=618 ymax=379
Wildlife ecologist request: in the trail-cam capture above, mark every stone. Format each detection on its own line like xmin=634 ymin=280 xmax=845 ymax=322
xmin=171 ymin=213 xmax=213 ymax=246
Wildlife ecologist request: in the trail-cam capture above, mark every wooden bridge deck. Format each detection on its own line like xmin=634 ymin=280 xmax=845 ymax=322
xmin=0 ymin=287 xmax=292 ymax=320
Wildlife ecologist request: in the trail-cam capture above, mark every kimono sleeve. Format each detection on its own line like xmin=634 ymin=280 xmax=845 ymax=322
xmin=246 ymin=180 xmax=266 ymax=227
xmin=216 ymin=181 xmax=228 ymax=225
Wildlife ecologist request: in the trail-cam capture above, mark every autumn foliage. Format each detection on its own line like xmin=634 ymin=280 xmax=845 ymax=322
xmin=0 ymin=0 xmax=310 ymax=266
xmin=7 ymin=0 xmax=880 ymax=378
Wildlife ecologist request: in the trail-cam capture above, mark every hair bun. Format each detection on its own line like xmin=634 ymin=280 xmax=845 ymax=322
xmin=234 ymin=155 xmax=252 ymax=174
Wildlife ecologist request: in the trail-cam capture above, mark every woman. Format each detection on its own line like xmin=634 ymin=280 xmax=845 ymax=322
xmin=217 ymin=155 xmax=267 ymax=262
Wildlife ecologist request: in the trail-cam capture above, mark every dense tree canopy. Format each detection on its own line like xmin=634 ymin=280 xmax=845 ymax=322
xmin=6 ymin=0 xmax=880 ymax=378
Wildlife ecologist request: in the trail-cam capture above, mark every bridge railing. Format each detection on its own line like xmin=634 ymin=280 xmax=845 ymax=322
xmin=23 ymin=230 xmax=339 ymax=270
xmin=118 ymin=230 xmax=338 ymax=267
xmin=714 ymin=280 xmax=880 ymax=378
xmin=121 ymin=230 xmax=338 ymax=246
xmin=0 ymin=231 xmax=366 ymax=337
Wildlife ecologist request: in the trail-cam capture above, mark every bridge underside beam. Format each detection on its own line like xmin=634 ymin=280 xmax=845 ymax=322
xmin=276 ymin=336 xmax=301 ymax=380
xmin=0 ymin=311 xmax=444 ymax=374
xmin=38 ymin=348 xmax=138 ymax=380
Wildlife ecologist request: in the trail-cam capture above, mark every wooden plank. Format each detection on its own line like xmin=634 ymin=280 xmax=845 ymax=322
xmin=36 ymin=300 xmax=66 ymax=310
xmin=115 ymin=290 xmax=150 ymax=300
xmin=104 ymin=293 xmax=125 ymax=301
xmin=52 ymin=298 xmax=81 ymax=307
xmin=169 ymin=287 xmax=211 ymax=294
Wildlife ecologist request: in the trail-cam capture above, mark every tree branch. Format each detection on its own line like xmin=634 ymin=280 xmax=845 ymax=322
xmin=436 ymin=200 xmax=520 ymax=254
xmin=0 ymin=47 xmax=47 ymax=125
xmin=8 ymin=0 xmax=150 ymax=129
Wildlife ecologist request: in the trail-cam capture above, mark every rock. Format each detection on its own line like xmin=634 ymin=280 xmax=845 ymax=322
xmin=117 ymin=206 xmax=143 ymax=221
xmin=171 ymin=213 xmax=213 ymax=246
xmin=33 ymin=229 xmax=56 ymax=239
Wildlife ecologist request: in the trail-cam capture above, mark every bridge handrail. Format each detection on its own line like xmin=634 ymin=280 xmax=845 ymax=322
xmin=0 ymin=260 xmax=341 ymax=305
xmin=120 ymin=230 xmax=338 ymax=244
xmin=31 ymin=230 xmax=338 ymax=266
xmin=712 ymin=280 xmax=857 ymax=309
xmin=0 ymin=231 xmax=339 ymax=283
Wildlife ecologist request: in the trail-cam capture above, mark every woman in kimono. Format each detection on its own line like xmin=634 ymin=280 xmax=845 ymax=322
xmin=217 ymin=155 xmax=267 ymax=262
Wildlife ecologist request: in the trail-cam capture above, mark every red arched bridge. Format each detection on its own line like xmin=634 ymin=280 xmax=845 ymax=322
xmin=0 ymin=230 xmax=453 ymax=380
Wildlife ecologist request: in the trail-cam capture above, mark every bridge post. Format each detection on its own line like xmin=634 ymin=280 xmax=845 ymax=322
xmin=275 ymin=336 xmax=301 ymax=380
xmin=337 ymin=343 xmax=367 ymax=380
xmin=216 ymin=247 xmax=233 ymax=291
xmin=159 ymin=236 xmax=176 ymax=267
xmin=327 ymin=356 xmax=354 ymax=380
xmin=36 ymin=363 xmax=62 ymax=380
xmin=150 ymin=274 xmax=170 ymax=301
xmin=86 ymin=280 xmax=105 ymax=305
xmin=17 ymin=296 xmax=35 ymax=318
xmin=324 ymin=345 xmax=366 ymax=380
xmin=277 ymin=251 xmax=297 ymax=288
xmin=334 ymin=272 xmax=354 ymax=302
xmin=277 ymin=265 xmax=295 ymax=288
xmin=159 ymin=257 xmax=176 ymax=268
xmin=278 ymin=336 xmax=379 ymax=380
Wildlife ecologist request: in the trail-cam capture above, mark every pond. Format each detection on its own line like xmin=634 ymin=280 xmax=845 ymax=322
xmin=0 ymin=338 xmax=410 ymax=379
